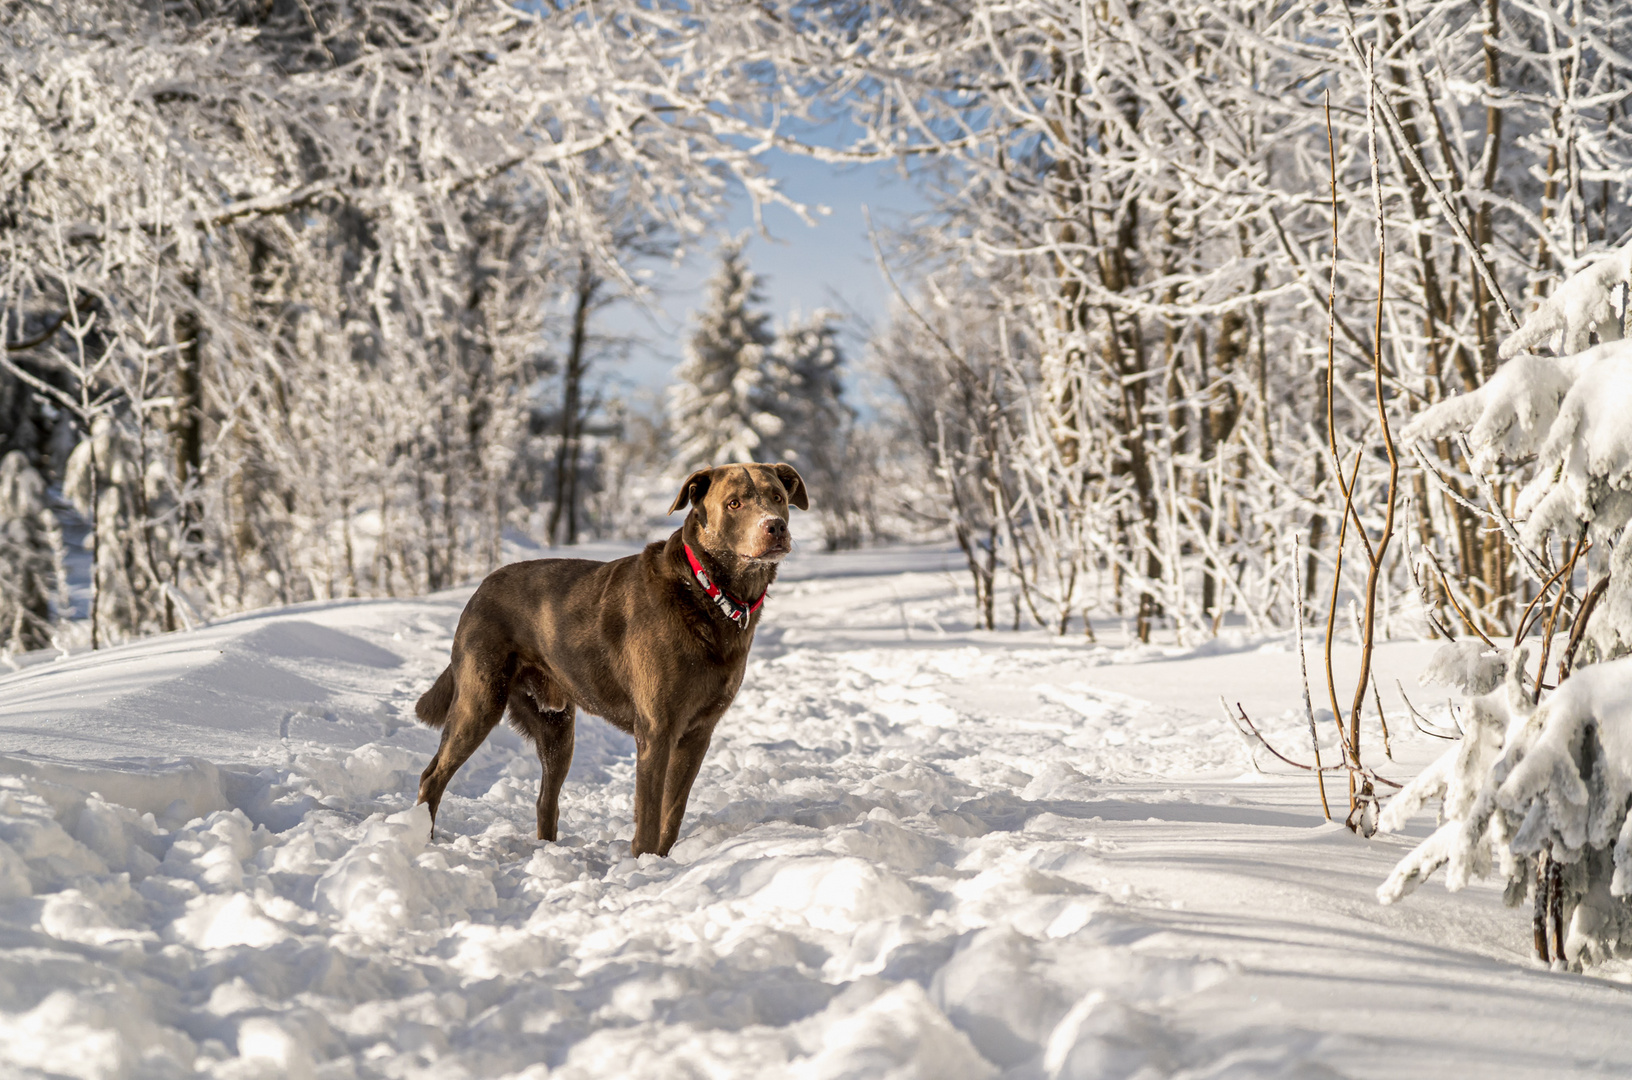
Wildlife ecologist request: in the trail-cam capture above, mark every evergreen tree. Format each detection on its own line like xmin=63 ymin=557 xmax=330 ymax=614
xmin=669 ymin=238 xmax=780 ymax=468
xmin=769 ymin=310 xmax=867 ymax=548
xmin=765 ymin=309 xmax=850 ymax=483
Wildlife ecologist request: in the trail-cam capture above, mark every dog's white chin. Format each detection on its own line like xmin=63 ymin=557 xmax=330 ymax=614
xmin=741 ymin=549 xmax=789 ymax=564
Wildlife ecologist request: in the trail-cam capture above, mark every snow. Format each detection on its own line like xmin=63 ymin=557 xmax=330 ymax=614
xmin=1514 ymin=344 xmax=1632 ymax=547
xmin=1497 ymin=249 xmax=1632 ymax=360
xmin=1401 ymin=337 xmax=1632 ymax=555
xmin=1 ymin=546 xmax=1630 ymax=1078
xmin=1402 ymin=351 xmax=1593 ymax=473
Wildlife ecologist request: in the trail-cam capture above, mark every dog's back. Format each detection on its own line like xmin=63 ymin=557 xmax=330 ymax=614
xmin=415 ymin=554 xmax=635 ymax=729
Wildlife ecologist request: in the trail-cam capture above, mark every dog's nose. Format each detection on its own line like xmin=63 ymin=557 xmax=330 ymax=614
xmin=763 ymin=517 xmax=788 ymax=540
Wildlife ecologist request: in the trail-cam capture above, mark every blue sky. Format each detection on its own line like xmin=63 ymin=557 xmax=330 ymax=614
xmin=602 ymin=147 xmax=928 ymax=400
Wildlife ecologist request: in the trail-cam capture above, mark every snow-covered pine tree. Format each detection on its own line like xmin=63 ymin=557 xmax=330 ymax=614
xmin=766 ymin=309 xmax=857 ymax=546
xmin=1378 ymin=247 xmax=1632 ymax=968
xmin=669 ymin=238 xmax=780 ymax=469
xmin=766 ymin=309 xmax=848 ymax=472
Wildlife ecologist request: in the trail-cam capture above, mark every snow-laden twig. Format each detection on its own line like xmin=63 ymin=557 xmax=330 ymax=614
xmin=1227 ymin=700 xmax=1400 ymax=790
xmin=1396 ymin=681 xmax=1459 ymax=741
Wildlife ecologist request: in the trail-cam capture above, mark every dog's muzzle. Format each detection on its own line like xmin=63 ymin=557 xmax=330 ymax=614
xmin=744 ymin=515 xmax=791 ymax=561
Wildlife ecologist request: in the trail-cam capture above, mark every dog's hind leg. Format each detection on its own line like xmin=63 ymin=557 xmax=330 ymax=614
xmin=507 ymin=686 xmax=576 ymax=841
xmin=416 ymin=651 xmax=510 ymax=839
xmin=534 ymin=706 xmax=575 ymax=842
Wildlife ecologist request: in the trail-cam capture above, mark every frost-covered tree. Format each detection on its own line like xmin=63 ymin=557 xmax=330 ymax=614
xmin=0 ymin=450 xmax=65 ymax=655
xmin=811 ymin=0 xmax=1632 ymax=638
xmin=0 ymin=0 xmax=818 ymax=642
xmin=669 ymin=239 xmax=780 ymax=468
xmin=9 ymin=0 xmax=1632 ymax=649
xmin=873 ymin=285 xmax=1019 ymax=628
xmin=61 ymin=417 xmax=179 ymax=645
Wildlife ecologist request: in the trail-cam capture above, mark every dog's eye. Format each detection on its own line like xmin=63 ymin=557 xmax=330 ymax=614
xmin=728 ymin=499 xmax=741 ymax=510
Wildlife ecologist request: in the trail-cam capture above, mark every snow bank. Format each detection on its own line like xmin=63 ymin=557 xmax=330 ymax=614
xmin=0 ymin=582 xmax=1283 ymax=1079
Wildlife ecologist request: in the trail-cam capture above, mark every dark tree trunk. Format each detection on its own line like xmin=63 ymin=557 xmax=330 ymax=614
xmin=550 ymin=258 xmax=600 ymax=547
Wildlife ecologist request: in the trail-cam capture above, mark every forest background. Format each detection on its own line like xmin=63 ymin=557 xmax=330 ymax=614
xmin=2 ymin=0 xmax=1629 ymax=662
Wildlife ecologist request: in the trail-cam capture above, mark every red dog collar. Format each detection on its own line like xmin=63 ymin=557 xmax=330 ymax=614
xmin=683 ymin=543 xmax=765 ymax=630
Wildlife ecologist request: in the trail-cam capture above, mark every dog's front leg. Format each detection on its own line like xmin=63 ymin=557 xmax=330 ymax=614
xmin=630 ymin=727 xmax=677 ymax=857
xmin=657 ymin=723 xmax=715 ymax=857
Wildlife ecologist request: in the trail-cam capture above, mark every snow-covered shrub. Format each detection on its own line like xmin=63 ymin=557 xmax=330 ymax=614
xmin=1497 ymin=249 xmax=1631 ymax=360
xmin=1378 ymin=645 xmax=1529 ymax=902
xmin=1579 ymin=540 xmax=1632 ymax=669
xmin=1416 ymin=639 xmax=1508 ymax=697
xmin=1383 ymin=248 xmax=1632 ymax=965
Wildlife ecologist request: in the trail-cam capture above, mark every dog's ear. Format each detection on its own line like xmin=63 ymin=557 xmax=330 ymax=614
xmin=668 ymin=467 xmax=714 ymax=515
xmin=773 ymin=463 xmax=809 ymax=511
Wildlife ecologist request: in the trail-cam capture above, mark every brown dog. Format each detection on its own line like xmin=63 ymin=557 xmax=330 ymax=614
xmin=414 ymin=462 xmax=807 ymax=857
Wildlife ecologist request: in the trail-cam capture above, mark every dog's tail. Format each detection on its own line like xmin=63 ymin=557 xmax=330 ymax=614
xmin=415 ymin=666 xmax=456 ymax=727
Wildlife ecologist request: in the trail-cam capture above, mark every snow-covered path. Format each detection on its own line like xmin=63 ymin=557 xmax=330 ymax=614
xmin=1 ymin=546 xmax=1627 ymax=1079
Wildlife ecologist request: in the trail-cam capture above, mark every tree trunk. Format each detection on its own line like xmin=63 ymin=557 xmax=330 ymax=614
xmin=550 ymin=258 xmax=599 ymax=547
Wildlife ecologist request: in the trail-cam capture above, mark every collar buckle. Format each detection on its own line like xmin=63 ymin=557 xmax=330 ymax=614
xmin=683 ymin=543 xmax=765 ymax=630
